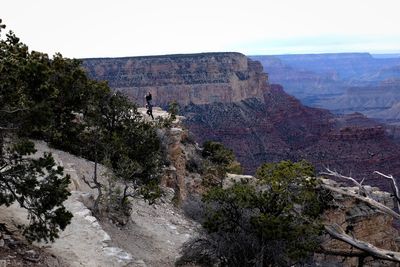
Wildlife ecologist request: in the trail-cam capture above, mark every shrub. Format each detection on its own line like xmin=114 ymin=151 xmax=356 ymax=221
xmin=178 ymin=160 xmax=331 ymax=266
xmin=202 ymin=141 xmax=235 ymax=166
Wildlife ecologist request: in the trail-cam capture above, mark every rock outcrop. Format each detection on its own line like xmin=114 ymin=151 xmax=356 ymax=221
xmin=316 ymin=179 xmax=400 ymax=267
xmin=83 ymin=52 xmax=268 ymax=106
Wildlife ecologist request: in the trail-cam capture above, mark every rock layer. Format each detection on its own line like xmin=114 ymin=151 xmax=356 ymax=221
xmin=183 ymin=84 xmax=400 ymax=188
xmin=83 ymin=52 xmax=267 ymax=106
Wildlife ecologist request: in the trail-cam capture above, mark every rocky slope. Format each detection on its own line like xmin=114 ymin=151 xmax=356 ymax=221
xmin=82 ymin=52 xmax=400 ymax=190
xmin=0 ymin=109 xmax=199 ymax=267
xmin=318 ymin=80 xmax=400 ymax=118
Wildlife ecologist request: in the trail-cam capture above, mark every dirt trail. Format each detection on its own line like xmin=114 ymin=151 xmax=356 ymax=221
xmin=102 ymin=191 xmax=198 ymax=267
xmin=0 ymin=108 xmax=197 ymax=267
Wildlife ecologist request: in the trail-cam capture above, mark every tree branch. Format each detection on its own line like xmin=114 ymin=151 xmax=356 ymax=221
xmin=325 ymin=223 xmax=400 ymax=262
xmin=81 ymin=175 xmax=98 ymax=189
xmin=0 ymin=108 xmax=28 ymax=114
xmin=374 ymin=171 xmax=400 ymax=208
xmin=321 ymin=168 xmax=371 ymax=198
xmin=321 ymin=183 xmax=400 ymax=221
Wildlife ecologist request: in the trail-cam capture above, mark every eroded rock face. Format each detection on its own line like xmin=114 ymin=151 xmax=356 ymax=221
xmin=83 ymin=52 xmax=268 ymax=106
xmin=183 ymin=84 xmax=400 ymax=188
xmin=157 ymin=126 xmax=189 ymax=203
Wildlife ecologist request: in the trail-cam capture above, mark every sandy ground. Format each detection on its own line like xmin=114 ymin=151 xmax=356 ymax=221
xmin=0 ymin=108 xmax=198 ymax=267
xmin=102 ymin=192 xmax=198 ymax=267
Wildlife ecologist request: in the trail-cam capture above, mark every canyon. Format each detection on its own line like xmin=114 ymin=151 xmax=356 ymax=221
xmin=83 ymin=52 xmax=400 ymax=189
xmin=250 ymin=53 xmax=400 ymax=123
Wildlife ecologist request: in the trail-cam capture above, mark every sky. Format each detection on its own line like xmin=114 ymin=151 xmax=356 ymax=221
xmin=2 ymin=0 xmax=400 ymax=58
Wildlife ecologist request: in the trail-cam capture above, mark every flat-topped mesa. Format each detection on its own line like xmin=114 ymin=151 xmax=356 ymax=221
xmin=83 ymin=52 xmax=268 ymax=106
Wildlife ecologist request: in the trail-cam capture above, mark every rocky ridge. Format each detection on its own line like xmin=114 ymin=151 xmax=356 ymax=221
xmin=183 ymin=84 xmax=400 ymax=188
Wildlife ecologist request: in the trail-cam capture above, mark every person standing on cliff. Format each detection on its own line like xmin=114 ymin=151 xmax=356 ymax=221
xmin=146 ymin=102 xmax=154 ymax=120
xmin=145 ymin=92 xmax=152 ymax=106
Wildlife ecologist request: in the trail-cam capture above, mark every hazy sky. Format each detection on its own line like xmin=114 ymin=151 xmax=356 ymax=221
xmin=2 ymin=0 xmax=400 ymax=58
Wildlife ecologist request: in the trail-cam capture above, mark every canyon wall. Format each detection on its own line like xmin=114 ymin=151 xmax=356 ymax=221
xmin=183 ymin=84 xmax=400 ymax=188
xmin=83 ymin=53 xmax=400 ymax=189
xmin=251 ymin=53 xmax=400 ymax=123
xmin=83 ymin=53 xmax=268 ymax=106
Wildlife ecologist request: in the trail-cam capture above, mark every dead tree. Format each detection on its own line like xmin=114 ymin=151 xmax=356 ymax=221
xmin=321 ymin=168 xmax=400 ymax=263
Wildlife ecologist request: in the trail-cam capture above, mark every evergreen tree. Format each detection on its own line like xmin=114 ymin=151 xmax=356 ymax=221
xmin=0 ymin=21 xmax=72 ymax=242
xmin=179 ymin=160 xmax=331 ymax=266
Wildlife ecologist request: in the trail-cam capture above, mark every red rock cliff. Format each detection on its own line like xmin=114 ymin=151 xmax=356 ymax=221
xmin=83 ymin=52 xmax=268 ymax=106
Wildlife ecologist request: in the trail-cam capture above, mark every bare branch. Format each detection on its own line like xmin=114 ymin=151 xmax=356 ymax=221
xmin=321 ymin=168 xmax=371 ymax=198
xmin=321 ymin=169 xmax=400 ymax=262
xmin=321 ymin=183 xmax=400 ymax=221
xmin=81 ymin=175 xmax=97 ymax=189
xmin=374 ymin=171 xmax=400 ymax=208
xmin=0 ymin=126 xmax=18 ymax=131
xmin=0 ymin=108 xmax=28 ymax=114
xmin=325 ymin=223 xmax=400 ymax=262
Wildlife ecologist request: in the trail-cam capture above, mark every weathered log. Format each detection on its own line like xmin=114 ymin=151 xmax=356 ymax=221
xmin=321 ymin=168 xmax=370 ymax=197
xmin=321 ymin=184 xmax=400 ymax=221
xmin=325 ymin=223 xmax=400 ymax=263
xmin=374 ymin=171 xmax=400 ymax=208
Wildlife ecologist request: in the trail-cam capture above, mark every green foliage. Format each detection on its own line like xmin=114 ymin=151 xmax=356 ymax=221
xmin=200 ymin=141 xmax=242 ymax=188
xmin=202 ymin=141 xmax=235 ymax=166
xmin=168 ymin=100 xmax=179 ymax=121
xmin=0 ymin=138 xmax=72 ymax=243
xmin=225 ymin=160 xmax=243 ymax=175
xmin=179 ymin=160 xmax=330 ymax=266
xmin=0 ymin=21 xmax=72 ymax=243
xmin=0 ymin=23 xmax=107 ymax=154
xmin=255 ymin=160 xmax=325 ymax=218
xmin=95 ymin=93 xmax=162 ymax=205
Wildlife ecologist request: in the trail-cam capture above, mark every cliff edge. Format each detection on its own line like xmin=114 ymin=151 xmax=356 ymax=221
xmin=83 ymin=52 xmax=268 ymax=106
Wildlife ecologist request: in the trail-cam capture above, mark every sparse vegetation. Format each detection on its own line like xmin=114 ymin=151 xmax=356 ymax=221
xmin=178 ymin=160 xmax=331 ymax=266
xmin=200 ymin=141 xmax=243 ymax=188
xmin=81 ymin=91 xmax=162 ymax=220
xmin=168 ymin=100 xmax=179 ymax=121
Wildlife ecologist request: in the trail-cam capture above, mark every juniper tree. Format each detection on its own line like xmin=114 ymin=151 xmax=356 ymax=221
xmin=0 ymin=21 xmax=72 ymax=242
xmin=178 ymin=160 xmax=330 ymax=266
